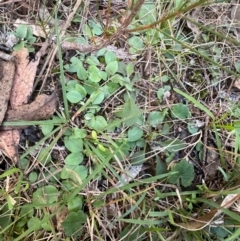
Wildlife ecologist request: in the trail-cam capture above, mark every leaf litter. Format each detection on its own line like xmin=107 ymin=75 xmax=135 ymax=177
xmin=0 ymin=59 xmax=15 ymax=125
xmin=0 ymin=43 xmax=57 ymax=162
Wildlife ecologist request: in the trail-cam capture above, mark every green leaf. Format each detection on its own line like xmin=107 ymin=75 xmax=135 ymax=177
xmin=83 ymin=23 xmax=93 ymax=39
xmin=20 ymin=205 xmax=34 ymax=217
xmin=41 ymin=124 xmax=54 ymax=136
xmin=64 ymin=136 xmax=83 ymax=152
xmin=25 ymin=44 xmax=35 ymax=52
xmin=32 ymin=185 xmax=59 ymax=205
xmin=187 ymin=122 xmax=199 ymax=134
xmin=91 ymin=130 xmax=98 ymax=140
xmin=139 ymin=3 xmax=157 ymax=25
xmin=62 ymin=210 xmax=87 ymax=237
xmin=128 ymin=36 xmax=143 ymax=54
xmin=29 ymin=172 xmax=38 ymax=183
xmin=168 ymin=159 xmax=195 ymax=187
xmin=91 ymin=91 xmax=105 ymax=105
xmin=15 ymin=25 xmax=28 ymax=39
xmin=65 ymin=152 xmax=83 ymax=165
xmin=122 ymin=77 xmax=133 ymax=91
xmin=128 ymin=126 xmax=143 ymax=142
xmin=66 ymin=90 xmax=83 ymax=103
xmin=0 ymin=205 xmax=12 ymax=230
xmin=19 ymin=158 xmax=28 ymax=169
xmin=162 ymin=123 xmax=170 ymax=135
xmin=71 ymin=165 xmax=88 ymax=181
xmin=136 ymin=138 xmax=145 ymax=148
xmin=122 ymin=99 xmax=142 ymax=127
xmin=70 ymin=56 xmax=81 ymax=65
xmin=107 ymin=82 xmax=120 ymax=94
xmin=157 ymin=88 xmax=165 ymax=100
xmin=26 ymin=25 xmax=33 ymax=36
xmin=126 ymin=63 xmax=134 ymax=76
xmin=111 ymin=74 xmax=124 ymax=84
xmin=13 ymin=41 xmax=25 ymax=51
xmin=61 ymin=166 xmax=71 ymax=179
xmin=161 ymin=75 xmax=169 ymax=82
xmin=89 ymin=116 xmax=108 ymax=131
xmin=72 ymin=128 xmax=87 ymax=138
xmin=66 ymin=80 xmax=79 ymax=91
xmin=149 ymin=111 xmax=166 ymax=127
xmin=159 ymin=139 xmax=186 ymax=152
xmin=38 ymin=148 xmax=52 ymax=164
xmin=106 ymin=61 xmax=118 ymax=75
xmin=83 ymin=81 xmax=99 ymax=94
xmin=175 ymin=0 xmax=184 ymax=9
xmin=88 ymin=65 xmax=102 ymax=82
xmin=75 ymin=84 xmax=87 ymax=97
xmin=86 ymin=55 xmax=100 ymax=65
xmin=98 ymin=70 xmax=108 ymax=80
xmin=98 ymin=143 xmax=106 ymax=152
xmin=171 ymin=103 xmax=190 ymax=119
xmin=67 ymin=196 xmax=83 ymax=212
xmin=130 ymin=151 xmax=145 ymax=165
xmin=77 ymin=65 xmax=88 ymax=80
xmin=105 ymin=51 xmax=117 ymax=64
xmin=84 ymin=112 xmax=94 ymax=121
xmin=27 ymin=217 xmax=41 ymax=230
xmin=174 ymin=88 xmax=215 ymax=120
xmin=88 ymin=20 xmax=103 ymax=35
xmin=156 ymin=156 xmax=167 ymax=175
xmin=97 ymin=48 xmax=107 ymax=56
xmin=235 ymin=61 xmax=240 ymax=73
xmin=41 ymin=221 xmax=52 ymax=231
xmin=27 ymin=36 xmax=36 ymax=44
xmin=62 ymin=165 xmax=88 ymax=182
xmin=67 ymin=57 xmax=83 ymax=73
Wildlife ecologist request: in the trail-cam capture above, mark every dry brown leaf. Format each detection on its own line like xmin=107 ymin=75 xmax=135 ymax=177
xmin=48 ymin=204 xmax=69 ymax=232
xmin=0 ymin=130 xmax=20 ymax=163
xmin=0 ymin=59 xmax=15 ymax=125
xmin=0 ymin=92 xmax=56 ymax=161
xmin=176 ymin=209 xmax=218 ymax=231
xmin=11 ymin=48 xmax=33 ymax=107
xmin=6 ymin=93 xmax=57 ymax=123
xmin=11 ymin=43 xmax=48 ymax=107
xmin=234 ymin=79 xmax=240 ymax=90
xmin=0 ymin=42 xmax=51 ymax=162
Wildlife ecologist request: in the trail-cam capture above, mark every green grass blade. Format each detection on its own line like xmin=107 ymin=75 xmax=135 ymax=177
xmin=173 ymin=88 xmax=215 ymax=120
xmin=55 ymin=15 xmax=69 ymax=120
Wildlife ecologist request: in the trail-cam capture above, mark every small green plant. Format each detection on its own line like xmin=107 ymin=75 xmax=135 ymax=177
xmin=13 ymin=25 xmax=36 ymax=52
xmin=3 ymin=0 xmax=240 ymax=240
xmin=168 ymin=159 xmax=195 ymax=187
xmin=61 ymin=127 xmax=88 ymax=188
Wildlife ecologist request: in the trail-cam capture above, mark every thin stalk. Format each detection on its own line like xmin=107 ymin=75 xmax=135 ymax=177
xmin=55 ymin=15 xmax=70 ymax=120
